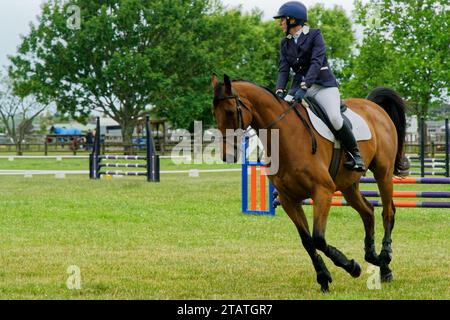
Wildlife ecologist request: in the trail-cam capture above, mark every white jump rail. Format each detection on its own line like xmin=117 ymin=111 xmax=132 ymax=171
xmin=0 ymin=155 xmax=191 ymax=160
xmin=0 ymin=168 xmax=241 ymax=176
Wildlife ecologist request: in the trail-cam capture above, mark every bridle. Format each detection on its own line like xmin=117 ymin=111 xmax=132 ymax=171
xmin=213 ymin=91 xmax=254 ymax=131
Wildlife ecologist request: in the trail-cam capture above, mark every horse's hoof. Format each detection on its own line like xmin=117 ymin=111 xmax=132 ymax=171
xmin=317 ymin=270 xmax=332 ymax=293
xmin=380 ymin=266 xmax=394 ymax=282
xmin=320 ymin=284 xmax=329 ymax=293
xmin=381 ymin=272 xmax=394 ymax=283
xmin=349 ymin=259 xmax=362 ymax=278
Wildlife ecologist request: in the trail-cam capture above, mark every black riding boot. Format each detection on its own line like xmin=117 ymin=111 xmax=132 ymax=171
xmin=336 ymin=122 xmax=366 ymax=172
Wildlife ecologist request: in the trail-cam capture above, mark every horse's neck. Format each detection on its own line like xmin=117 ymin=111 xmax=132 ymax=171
xmin=246 ymin=88 xmax=307 ymax=158
xmin=246 ymin=90 xmax=286 ymax=131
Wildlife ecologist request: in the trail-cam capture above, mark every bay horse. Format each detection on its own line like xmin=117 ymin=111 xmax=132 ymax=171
xmin=212 ymin=74 xmax=408 ymax=292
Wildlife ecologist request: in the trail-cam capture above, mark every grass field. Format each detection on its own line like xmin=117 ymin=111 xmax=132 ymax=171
xmin=0 ymin=158 xmax=449 ymax=300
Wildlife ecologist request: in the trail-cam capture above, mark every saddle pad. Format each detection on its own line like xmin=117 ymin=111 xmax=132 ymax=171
xmin=306 ymin=107 xmax=372 ymax=143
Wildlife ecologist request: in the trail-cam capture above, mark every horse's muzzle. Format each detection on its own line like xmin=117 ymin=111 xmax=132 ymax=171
xmin=223 ymin=153 xmax=238 ymax=164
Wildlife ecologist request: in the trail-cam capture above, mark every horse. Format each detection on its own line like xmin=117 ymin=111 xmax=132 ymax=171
xmin=211 ymin=74 xmax=408 ymax=292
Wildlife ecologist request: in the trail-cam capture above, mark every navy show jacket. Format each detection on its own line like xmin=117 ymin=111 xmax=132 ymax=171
xmin=276 ymin=27 xmax=338 ymax=95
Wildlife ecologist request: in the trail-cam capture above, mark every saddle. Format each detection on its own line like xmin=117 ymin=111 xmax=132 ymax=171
xmin=304 ymin=97 xmax=352 ymax=136
xmin=301 ymin=96 xmax=371 ymax=179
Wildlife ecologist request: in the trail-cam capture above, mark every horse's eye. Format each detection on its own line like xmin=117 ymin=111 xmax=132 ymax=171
xmin=225 ymin=110 xmax=234 ymax=117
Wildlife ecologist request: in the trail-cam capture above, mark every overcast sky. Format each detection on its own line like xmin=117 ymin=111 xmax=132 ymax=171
xmin=0 ymin=0 xmax=356 ymax=69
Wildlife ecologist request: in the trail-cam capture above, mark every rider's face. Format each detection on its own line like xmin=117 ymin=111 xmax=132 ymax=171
xmin=280 ymin=18 xmax=287 ymax=33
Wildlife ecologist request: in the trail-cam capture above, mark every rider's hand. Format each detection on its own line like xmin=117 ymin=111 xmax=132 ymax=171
xmin=300 ymin=82 xmax=308 ymax=90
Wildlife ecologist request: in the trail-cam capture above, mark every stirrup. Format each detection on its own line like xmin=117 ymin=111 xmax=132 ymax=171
xmin=344 ymin=152 xmax=366 ymax=172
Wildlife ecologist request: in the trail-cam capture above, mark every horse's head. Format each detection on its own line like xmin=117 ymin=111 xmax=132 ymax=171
xmin=211 ymin=74 xmax=253 ymax=163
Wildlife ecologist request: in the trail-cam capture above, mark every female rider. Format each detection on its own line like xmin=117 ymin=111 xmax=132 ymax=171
xmin=274 ymin=1 xmax=365 ymax=172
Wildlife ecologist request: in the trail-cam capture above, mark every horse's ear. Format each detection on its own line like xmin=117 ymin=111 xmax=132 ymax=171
xmin=224 ymin=74 xmax=232 ymax=94
xmin=211 ymin=73 xmax=218 ymax=89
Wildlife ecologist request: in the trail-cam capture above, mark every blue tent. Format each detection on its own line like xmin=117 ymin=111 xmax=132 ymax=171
xmin=50 ymin=127 xmax=82 ymax=135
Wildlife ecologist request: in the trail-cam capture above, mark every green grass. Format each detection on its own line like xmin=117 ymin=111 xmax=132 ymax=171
xmin=0 ymin=162 xmax=449 ymax=299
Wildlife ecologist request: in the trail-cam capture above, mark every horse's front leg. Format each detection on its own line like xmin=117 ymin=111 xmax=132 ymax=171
xmin=278 ymin=193 xmax=332 ymax=293
xmin=312 ymin=187 xmax=362 ymax=279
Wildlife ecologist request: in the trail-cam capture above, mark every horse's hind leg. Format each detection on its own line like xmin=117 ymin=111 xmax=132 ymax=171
xmin=341 ymin=183 xmax=380 ymax=266
xmin=279 ymin=193 xmax=332 ymax=292
xmin=373 ymin=170 xmax=396 ymax=282
xmin=311 ymin=187 xmax=362 ymax=279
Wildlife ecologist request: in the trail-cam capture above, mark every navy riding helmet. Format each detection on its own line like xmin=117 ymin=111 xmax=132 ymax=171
xmin=273 ymin=1 xmax=308 ymax=33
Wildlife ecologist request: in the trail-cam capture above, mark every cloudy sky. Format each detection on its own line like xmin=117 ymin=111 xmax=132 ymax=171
xmin=0 ymin=0 xmax=357 ymax=68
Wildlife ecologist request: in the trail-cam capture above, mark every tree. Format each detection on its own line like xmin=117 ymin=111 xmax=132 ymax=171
xmin=350 ymin=0 xmax=450 ymax=117
xmin=9 ymin=0 xmax=214 ymax=152
xmin=0 ymin=75 xmax=48 ymax=155
xmin=339 ymin=32 xmax=400 ymax=99
xmin=152 ymin=6 xmax=281 ymax=130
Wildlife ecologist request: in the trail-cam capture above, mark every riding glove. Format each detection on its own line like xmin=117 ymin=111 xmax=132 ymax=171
xmin=294 ymin=89 xmax=306 ymax=101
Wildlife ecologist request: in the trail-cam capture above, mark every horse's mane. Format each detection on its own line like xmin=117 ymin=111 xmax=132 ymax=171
xmin=232 ymin=79 xmax=283 ymax=103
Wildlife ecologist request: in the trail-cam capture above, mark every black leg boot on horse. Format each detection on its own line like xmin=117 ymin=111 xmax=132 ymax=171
xmin=336 ymin=122 xmax=366 ymax=172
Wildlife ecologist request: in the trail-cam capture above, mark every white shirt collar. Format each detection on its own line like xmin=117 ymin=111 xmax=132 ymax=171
xmin=286 ymin=25 xmax=310 ymax=39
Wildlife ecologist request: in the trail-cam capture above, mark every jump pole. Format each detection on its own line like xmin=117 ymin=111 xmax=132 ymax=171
xmin=446 ymin=118 xmax=449 ymax=178
xmin=145 ymin=115 xmax=160 ymax=182
xmin=89 ymin=116 xmax=101 ymax=179
xmin=420 ymin=116 xmax=425 ymax=178
xmin=359 ymin=177 xmax=450 ymax=184
xmin=302 ymin=199 xmax=450 ymax=208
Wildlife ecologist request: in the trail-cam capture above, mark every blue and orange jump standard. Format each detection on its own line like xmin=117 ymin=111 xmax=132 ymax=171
xmin=241 ymin=136 xmax=275 ymax=215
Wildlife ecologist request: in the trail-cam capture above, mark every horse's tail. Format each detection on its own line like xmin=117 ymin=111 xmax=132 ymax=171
xmin=366 ymin=87 xmax=410 ymax=177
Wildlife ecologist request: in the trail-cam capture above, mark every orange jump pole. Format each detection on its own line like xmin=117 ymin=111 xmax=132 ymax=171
xmin=260 ymin=167 xmax=267 ymax=211
xmin=250 ymin=166 xmax=257 ymax=211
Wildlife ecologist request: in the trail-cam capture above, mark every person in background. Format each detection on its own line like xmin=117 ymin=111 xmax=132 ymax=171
xmin=86 ymin=129 xmax=93 ymax=151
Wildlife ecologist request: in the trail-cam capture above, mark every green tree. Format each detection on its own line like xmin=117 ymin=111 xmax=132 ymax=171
xmin=349 ymin=0 xmax=450 ymax=117
xmin=153 ymin=7 xmax=281 ymax=130
xmin=9 ymin=0 xmax=213 ymax=152
xmin=340 ymin=32 xmax=400 ymax=99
